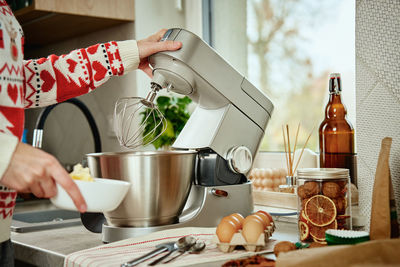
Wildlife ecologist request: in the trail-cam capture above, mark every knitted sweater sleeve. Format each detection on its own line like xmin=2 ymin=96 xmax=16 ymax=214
xmin=22 ymin=40 xmax=140 ymax=108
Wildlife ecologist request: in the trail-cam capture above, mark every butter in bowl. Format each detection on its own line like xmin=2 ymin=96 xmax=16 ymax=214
xmin=50 ymin=164 xmax=131 ymax=212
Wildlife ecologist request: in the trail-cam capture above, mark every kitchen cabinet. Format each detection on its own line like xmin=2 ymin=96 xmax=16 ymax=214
xmin=14 ymin=0 xmax=135 ymax=47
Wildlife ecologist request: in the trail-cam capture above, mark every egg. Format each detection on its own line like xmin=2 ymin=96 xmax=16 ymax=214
xmin=279 ymin=168 xmax=287 ymax=178
xmin=271 ymin=168 xmax=281 ymax=180
xmin=252 ymin=168 xmax=259 ymax=178
xmin=261 ymin=178 xmax=269 ymax=188
xmin=274 ymin=177 xmax=282 ymax=188
xmin=263 ymin=168 xmax=273 ymax=179
xmin=265 ymin=178 xmax=274 ymax=188
xmin=253 ymin=178 xmax=261 ymax=187
xmin=221 ymin=214 xmax=242 ymax=231
xmin=229 ymin=213 xmax=244 ymax=228
xmin=216 ymin=219 xmax=237 ymax=243
xmin=255 ymin=210 xmax=273 ymax=226
xmin=248 ymin=173 xmax=254 ymax=180
xmin=242 ymin=217 xmax=265 ymax=244
xmin=257 ymin=169 xmax=264 ymax=179
xmin=257 ymin=168 xmax=264 ymax=178
xmin=243 ymin=214 xmax=267 ymax=228
xmin=249 ymin=169 xmax=256 ymax=179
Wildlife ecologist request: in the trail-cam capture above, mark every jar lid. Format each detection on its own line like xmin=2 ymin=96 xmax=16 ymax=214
xmin=297 ymin=168 xmax=349 ymax=179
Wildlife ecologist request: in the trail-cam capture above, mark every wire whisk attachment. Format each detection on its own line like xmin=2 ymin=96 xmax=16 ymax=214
xmin=114 ymin=84 xmax=167 ymax=149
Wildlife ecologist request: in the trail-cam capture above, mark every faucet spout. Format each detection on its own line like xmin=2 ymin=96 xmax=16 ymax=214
xmin=32 ymin=98 xmax=102 ymax=153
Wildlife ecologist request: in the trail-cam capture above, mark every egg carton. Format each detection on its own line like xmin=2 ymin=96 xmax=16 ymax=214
xmin=214 ymin=223 xmax=275 ymax=252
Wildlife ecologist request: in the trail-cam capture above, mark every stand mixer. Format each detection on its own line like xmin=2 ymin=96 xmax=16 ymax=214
xmin=85 ymin=28 xmax=274 ymax=243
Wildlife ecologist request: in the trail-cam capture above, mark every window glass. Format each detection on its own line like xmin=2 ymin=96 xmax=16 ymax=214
xmin=211 ymin=0 xmax=355 ymax=152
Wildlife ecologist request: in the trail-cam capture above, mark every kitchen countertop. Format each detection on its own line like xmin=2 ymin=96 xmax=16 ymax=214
xmin=11 ymin=206 xmax=299 ymax=267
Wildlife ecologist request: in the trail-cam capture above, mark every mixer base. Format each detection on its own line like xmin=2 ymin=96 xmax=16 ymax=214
xmin=101 ymin=182 xmax=254 ymax=243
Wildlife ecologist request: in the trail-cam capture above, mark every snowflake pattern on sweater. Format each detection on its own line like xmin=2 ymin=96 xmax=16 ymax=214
xmin=0 ymin=0 xmax=126 ymax=225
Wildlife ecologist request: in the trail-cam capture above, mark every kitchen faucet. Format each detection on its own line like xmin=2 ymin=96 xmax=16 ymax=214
xmin=32 ymin=98 xmax=102 ymax=154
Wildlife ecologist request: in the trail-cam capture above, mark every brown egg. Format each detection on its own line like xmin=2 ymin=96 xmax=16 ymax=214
xmin=274 ymin=177 xmax=282 ymax=188
xmin=216 ymin=219 xmax=236 ymax=243
xmin=279 ymin=168 xmax=287 ymax=178
xmin=253 ymin=178 xmax=261 ymax=187
xmin=271 ymin=168 xmax=281 ymax=179
xmin=244 ymin=213 xmax=267 ymax=228
xmin=261 ymin=178 xmax=269 ymax=188
xmin=256 ymin=210 xmax=273 ymax=225
xmin=242 ymin=217 xmax=265 ymax=244
xmin=255 ymin=211 xmax=271 ymax=226
xmin=229 ymin=213 xmax=244 ymax=229
xmin=263 ymin=168 xmax=273 ymax=179
xmin=221 ymin=214 xmax=242 ymax=231
xmin=265 ymin=178 xmax=274 ymax=188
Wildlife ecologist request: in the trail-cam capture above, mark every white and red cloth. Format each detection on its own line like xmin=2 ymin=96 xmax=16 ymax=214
xmin=64 ymin=227 xmax=276 ymax=267
xmin=0 ymin=1 xmax=140 ymax=242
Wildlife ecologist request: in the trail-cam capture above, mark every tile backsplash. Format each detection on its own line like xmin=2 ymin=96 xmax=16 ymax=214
xmin=356 ymin=0 xmax=400 ymax=229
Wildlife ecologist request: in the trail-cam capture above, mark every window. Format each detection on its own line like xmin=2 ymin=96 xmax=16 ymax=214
xmin=209 ymin=0 xmax=355 ymax=152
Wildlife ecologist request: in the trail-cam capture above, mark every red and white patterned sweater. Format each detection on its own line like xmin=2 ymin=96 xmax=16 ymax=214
xmin=0 ymin=1 xmax=139 ymax=242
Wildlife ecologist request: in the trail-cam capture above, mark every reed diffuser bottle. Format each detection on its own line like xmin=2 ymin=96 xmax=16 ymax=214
xmin=319 ymin=73 xmax=357 ymax=186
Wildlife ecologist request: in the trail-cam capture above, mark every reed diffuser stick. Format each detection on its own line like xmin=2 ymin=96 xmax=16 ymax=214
xmin=282 ymin=124 xmax=314 ymax=178
xmin=291 ymin=123 xmax=300 ymax=175
xmin=293 ymin=127 xmax=314 ymax=175
xmin=286 ymin=124 xmax=293 ymax=176
xmin=282 ymin=126 xmax=290 ymax=175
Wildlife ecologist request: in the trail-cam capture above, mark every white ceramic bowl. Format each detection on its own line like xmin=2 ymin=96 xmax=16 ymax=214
xmin=50 ymin=178 xmax=131 ymax=212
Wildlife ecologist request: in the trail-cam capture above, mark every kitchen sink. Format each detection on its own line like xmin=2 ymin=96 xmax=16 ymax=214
xmin=11 ymin=205 xmax=82 ymax=233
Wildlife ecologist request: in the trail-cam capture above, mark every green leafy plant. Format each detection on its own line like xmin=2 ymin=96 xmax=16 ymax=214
xmin=141 ymin=95 xmax=192 ymax=149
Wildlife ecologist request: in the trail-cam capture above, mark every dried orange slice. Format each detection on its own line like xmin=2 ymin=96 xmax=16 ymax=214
xmin=309 ymin=220 xmax=337 ymax=240
xmin=299 ymin=210 xmax=309 ymax=223
xmin=312 ymin=237 xmax=328 ymax=244
xmin=305 ymin=195 xmax=337 ymax=227
xmin=299 ymin=221 xmax=310 ymax=241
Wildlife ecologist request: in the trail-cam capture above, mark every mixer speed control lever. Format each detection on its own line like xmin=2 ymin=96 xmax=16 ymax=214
xmin=226 ymin=146 xmax=253 ymax=174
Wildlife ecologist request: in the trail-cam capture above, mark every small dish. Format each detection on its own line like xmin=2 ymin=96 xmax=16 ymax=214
xmin=50 ymin=178 xmax=131 ymax=212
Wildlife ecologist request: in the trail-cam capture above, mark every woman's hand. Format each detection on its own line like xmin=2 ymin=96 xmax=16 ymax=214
xmin=1 ymin=142 xmax=87 ymax=213
xmin=137 ymin=29 xmax=182 ymax=77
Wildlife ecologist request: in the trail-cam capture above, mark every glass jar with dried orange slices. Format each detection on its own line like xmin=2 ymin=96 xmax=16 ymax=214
xmin=296 ymin=168 xmax=352 ymax=244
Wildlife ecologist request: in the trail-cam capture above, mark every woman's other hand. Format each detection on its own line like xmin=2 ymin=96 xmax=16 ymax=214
xmin=1 ymin=143 xmax=87 ymax=213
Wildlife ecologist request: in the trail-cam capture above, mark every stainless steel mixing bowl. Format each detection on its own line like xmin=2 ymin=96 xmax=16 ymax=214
xmin=86 ymin=150 xmax=197 ymax=227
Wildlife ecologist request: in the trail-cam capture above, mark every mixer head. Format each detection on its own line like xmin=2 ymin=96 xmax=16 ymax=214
xmin=114 ymin=84 xmax=167 ymax=149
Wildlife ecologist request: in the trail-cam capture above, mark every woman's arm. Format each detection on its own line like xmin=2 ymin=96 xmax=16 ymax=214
xmin=23 ymin=40 xmax=139 ymax=108
xmin=22 ymin=29 xmax=182 ymax=109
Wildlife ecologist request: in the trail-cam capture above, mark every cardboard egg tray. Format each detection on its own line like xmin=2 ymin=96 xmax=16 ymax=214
xmin=213 ymin=223 xmax=275 ymax=252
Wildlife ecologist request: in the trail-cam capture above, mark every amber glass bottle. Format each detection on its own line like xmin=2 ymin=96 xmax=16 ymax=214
xmin=319 ymin=73 xmax=357 ymax=185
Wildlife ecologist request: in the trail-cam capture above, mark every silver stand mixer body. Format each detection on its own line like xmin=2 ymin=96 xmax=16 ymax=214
xmin=87 ymin=28 xmax=274 ymax=243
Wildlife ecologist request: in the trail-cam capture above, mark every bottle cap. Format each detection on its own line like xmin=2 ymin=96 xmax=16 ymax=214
xmin=329 ymin=73 xmax=342 ymax=93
